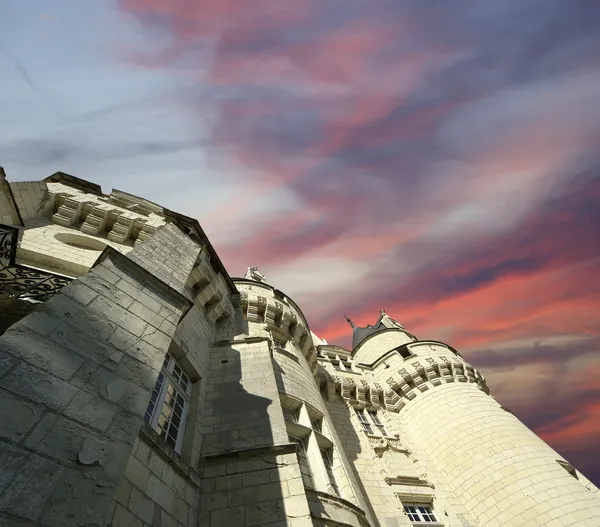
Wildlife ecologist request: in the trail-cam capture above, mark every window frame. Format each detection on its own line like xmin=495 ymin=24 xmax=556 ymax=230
xmin=368 ymin=410 xmax=388 ymax=436
xmin=354 ymin=408 xmax=374 ymax=434
xmin=320 ymin=448 xmax=340 ymax=496
xmin=310 ymin=417 xmax=323 ymax=433
xmin=143 ymin=354 xmax=192 ymax=454
xmin=401 ymin=503 xmax=439 ymax=524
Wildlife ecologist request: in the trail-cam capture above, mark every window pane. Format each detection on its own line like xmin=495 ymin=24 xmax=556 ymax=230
xmin=311 ymin=419 xmax=322 ymax=433
xmin=145 ymin=354 xmax=191 ymax=454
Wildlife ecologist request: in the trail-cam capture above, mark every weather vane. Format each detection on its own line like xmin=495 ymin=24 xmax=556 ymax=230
xmin=344 ymin=313 xmax=356 ymax=328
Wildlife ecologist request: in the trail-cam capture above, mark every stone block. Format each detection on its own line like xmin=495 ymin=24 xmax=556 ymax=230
xmin=229 ymin=486 xmax=256 ymax=507
xmin=0 ymin=350 xmax=17 ymax=378
xmin=200 ymin=490 xmax=229 ymax=511
xmin=146 ymin=474 xmax=176 ymax=513
xmin=243 ymin=470 xmax=272 ymax=487
xmin=0 ymin=329 xmax=86 ymax=380
xmin=173 ymin=496 xmax=190 ymax=525
xmin=245 ymin=500 xmax=285 ymax=527
xmin=0 ymin=361 xmax=78 ymax=411
xmin=210 ymin=505 xmax=245 ymax=527
xmin=256 ymin=482 xmax=284 ymax=503
xmin=125 ymin=454 xmax=151 ymax=491
xmin=0 ymin=443 xmax=62 ymax=520
xmin=214 ymin=473 xmax=243 ymax=491
xmin=115 ymin=478 xmax=132 ymax=506
xmin=60 ymin=281 xmax=99 ymax=306
xmin=112 ymin=504 xmax=143 ymax=527
xmin=88 ymin=296 xmax=148 ymax=337
xmin=129 ymin=486 xmax=155 ymax=524
xmin=39 ymin=469 xmax=115 ymax=527
xmin=62 ymin=389 xmax=116 ymax=431
xmin=0 ymin=388 xmax=44 ymax=442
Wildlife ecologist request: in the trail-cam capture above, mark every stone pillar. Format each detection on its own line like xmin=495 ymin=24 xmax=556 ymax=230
xmin=0 ymin=224 xmax=197 ymax=526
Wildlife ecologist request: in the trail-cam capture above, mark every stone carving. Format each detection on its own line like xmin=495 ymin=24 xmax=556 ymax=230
xmin=244 ymin=266 xmax=266 ymax=282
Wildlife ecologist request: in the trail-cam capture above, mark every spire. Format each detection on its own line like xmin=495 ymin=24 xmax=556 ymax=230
xmin=344 ymin=313 xmax=356 ymax=329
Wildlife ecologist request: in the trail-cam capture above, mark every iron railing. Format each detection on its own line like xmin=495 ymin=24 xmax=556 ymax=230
xmin=0 ymin=224 xmax=72 ymax=302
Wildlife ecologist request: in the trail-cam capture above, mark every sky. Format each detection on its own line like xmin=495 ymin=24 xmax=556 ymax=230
xmin=1 ymin=0 xmax=600 ymax=486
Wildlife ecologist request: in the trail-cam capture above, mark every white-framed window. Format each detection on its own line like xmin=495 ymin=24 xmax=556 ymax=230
xmin=144 ymin=354 xmax=192 ymax=454
xmin=289 ymin=435 xmax=314 ymax=489
xmin=320 ymin=448 xmax=340 ymax=496
xmin=402 ymin=503 xmax=439 ymax=523
xmin=369 ymin=411 xmax=388 ymax=436
xmin=354 ymin=408 xmax=374 ymax=434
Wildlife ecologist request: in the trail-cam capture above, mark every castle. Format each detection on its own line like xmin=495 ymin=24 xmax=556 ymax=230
xmin=1 ymin=169 xmax=599 ymax=527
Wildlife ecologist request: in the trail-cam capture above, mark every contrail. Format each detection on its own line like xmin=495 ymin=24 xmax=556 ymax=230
xmin=0 ymin=43 xmax=64 ymax=120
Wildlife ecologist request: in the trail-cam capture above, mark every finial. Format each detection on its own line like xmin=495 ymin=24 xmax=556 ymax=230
xmin=344 ymin=314 xmax=356 ymax=329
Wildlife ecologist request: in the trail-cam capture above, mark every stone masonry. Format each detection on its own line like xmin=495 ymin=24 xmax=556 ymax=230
xmin=1 ymin=170 xmax=599 ymax=527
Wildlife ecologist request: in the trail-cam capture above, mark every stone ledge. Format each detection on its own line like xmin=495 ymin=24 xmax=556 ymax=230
xmin=214 ymin=336 xmax=271 ymax=347
xmin=306 ymin=488 xmax=370 ymax=526
xmin=202 ymin=441 xmax=297 ymax=464
xmin=139 ymin=423 xmax=201 ymax=489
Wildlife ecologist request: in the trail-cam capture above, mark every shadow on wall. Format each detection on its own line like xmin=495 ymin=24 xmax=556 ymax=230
xmin=322 ymin=394 xmax=383 ymax=527
xmin=198 ymin=342 xmax=305 ymax=526
xmin=271 ymin=352 xmax=380 ymax=527
xmin=0 ymin=252 xmax=189 ymax=526
xmin=0 ymin=297 xmax=39 ymax=336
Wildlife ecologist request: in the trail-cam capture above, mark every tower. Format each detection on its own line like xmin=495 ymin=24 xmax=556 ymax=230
xmin=0 ymin=169 xmax=599 ymax=527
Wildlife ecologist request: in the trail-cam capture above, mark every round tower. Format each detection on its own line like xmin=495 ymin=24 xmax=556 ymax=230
xmin=232 ymin=268 xmax=375 ymax=526
xmin=351 ymin=313 xmax=600 ymax=527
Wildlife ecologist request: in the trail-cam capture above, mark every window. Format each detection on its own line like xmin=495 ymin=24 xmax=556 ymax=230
xmin=283 ymin=407 xmax=299 ymax=423
xmin=402 ymin=504 xmax=438 ymax=523
xmin=332 ymin=357 xmax=351 ymax=371
xmin=354 ymin=408 xmax=374 ymax=434
xmin=290 ymin=436 xmax=314 ymax=489
xmin=144 ymin=354 xmax=192 ymax=454
xmin=310 ymin=417 xmax=323 ymax=433
xmin=369 ymin=411 xmax=388 ymax=436
xmin=396 ymin=346 xmax=412 ymax=359
xmin=320 ymin=448 xmax=340 ymax=496
xmin=273 ymin=337 xmax=286 ymax=349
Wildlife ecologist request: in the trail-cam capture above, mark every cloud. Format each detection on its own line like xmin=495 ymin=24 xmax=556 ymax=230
xmin=101 ymin=0 xmax=600 ymax=486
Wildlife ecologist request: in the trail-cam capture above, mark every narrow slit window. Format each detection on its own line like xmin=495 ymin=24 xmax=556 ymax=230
xmin=290 ymin=436 xmax=314 ymax=489
xmin=320 ymin=448 xmax=340 ymax=496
